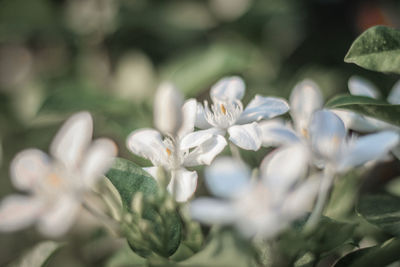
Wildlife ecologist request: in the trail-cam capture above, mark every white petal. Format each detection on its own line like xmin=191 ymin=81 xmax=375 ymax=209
xmin=10 ymin=149 xmax=51 ymax=192
xmin=153 ymin=82 xmax=184 ymax=135
xmin=189 ymin=198 xmax=237 ymax=225
xmin=195 ymin=102 xmax=212 ymax=129
xmin=210 ymin=76 xmax=245 ymax=102
xmin=204 ymin=157 xmax=251 ymax=198
xmin=289 ymin=79 xmax=323 ymax=133
xmin=37 ymin=195 xmax=80 ymax=237
xmin=348 ymin=76 xmax=380 ymax=98
xmin=126 ymin=129 xmax=168 ymax=166
xmin=81 ymin=138 xmax=118 ymax=188
xmin=281 ymin=177 xmax=320 ymax=220
xmin=332 ymin=109 xmax=385 ymax=132
xmin=338 ymin=131 xmax=399 ymax=172
xmin=184 ymin=135 xmax=227 ymax=166
xmin=177 ymin=99 xmax=197 ymax=139
xmin=228 ymin=122 xmax=262 ymax=151
xmin=0 ymin=195 xmax=43 ymax=232
xmin=180 ymin=129 xmax=215 ymax=150
xmin=309 ymin=110 xmax=346 ymax=160
xmin=388 ymin=80 xmax=400 ymax=104
xmin=237 ymin=96 xmax=289 ymax=124
xmin=261 ymin=144 xmax=309 ymax=196
xmin=258 ymin=120 xmax=300 ymax=147
xmin=167 ymin=169 xmax=198 ymax=202
xmin=50 ymin=111 xmax=93 ymax=169
xmin=143 ymin=166 xmax=159 ymax=179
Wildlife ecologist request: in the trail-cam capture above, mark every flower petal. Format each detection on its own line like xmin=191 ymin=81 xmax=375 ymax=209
xmin=0 ymin=195 xmax=43 ymax=232
xmin=309 ymin=110 xmax=346 ymax=160
xmin=189 ymin=198 xmax=237 ymax=225
xmin=180 ymin=129 xmax=216 ymax=150
xmin=37 ymin=195 xmax=80 ymax=237
xmin=126 ymin=129 xmax=168 ymax=166
xmin=228 ymin=122 xmax=262 ymax=151
xmin=154 ymin=82 xmax=184 ymax=136
xmin=167 ymin=169 xmax=198 ymax=202
xmin=177 ymin=99 xmax=197 ymax=139
xmin=338 ymin=131 xmax=399 ymax=172
xmin=289 ymin=79 xmax=323 ymax=133
xmin=332 ymin=109 xmax=388 ymax=132
xmin=348 ymin=76 xmax=380 ymax=99
xmin=388 ymin=79 xmax=400 ymax=104
xmin=204 ymin=157 xmax=251 ymax=198
xmin=261 ymin=144 xmax=309 ymax=197
xmin=237 ymin=96 xmax=289 ymax=124
xmin=81 ymin=138 xmax=118 ymax=188
xmin=184 ymin=135 xmax=227 ymax=166
xmin=195 ymin=102 xmax=212 ymax=129
xmin=50 ymin=111 xmax=93 ymax=169
xmin=210 ymin=76 xmax=245 ymax=102
xmin=10 ymin=149 xmax=51 ymax=192
xmin=258 ymin=120 xmax=300 ymax=147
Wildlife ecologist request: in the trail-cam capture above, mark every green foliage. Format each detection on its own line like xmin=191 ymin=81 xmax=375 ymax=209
xmin=333 ymin=238 xmax=400 ymax=267
xmin=7 ymin=241 xmax=63 ymax=267
xmin=325 ymin=94 xmax=400 ymax=126
xmin=105 ymin=244 xmax=146 ymax=267
xmin=344 ymin=26 xmax=400 ymax=74
xmin=356 ymin=193 xmax=400 ymax=237
xmin=106 ymin=158 xmax=182 ymax=259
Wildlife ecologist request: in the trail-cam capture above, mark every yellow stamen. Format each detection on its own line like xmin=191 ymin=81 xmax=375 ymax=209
xmin=166 ymin=148 xmax=172 ymax=156
xmin=301 ymin=128 xmax=309 ymax=138
xmin=220 ymin=104 xmax=227 ymax=115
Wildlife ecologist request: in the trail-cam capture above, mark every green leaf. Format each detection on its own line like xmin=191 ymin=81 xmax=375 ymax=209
xmin=105 ymin=157 xmax=158 ymax=210
xmin=333 ymin=238 xmax=400 ymax=267
xmin=177 ymin=229 xmax=257 ymax=267
xmin=325 ymin=94 xmax=400 ymax=127
xmin=7 ymin=241 xmax=63 ymax=267
xmin=278 ymin=215 xmax=356 ymax=259
xmin=344 ymin=25 xmax=400 ymax=74
xmin=356 ymin=193 xmax=400 ymax=237
xmin=105 ymin=243 xmax=147 ymax=267
xmin=106 ymin=158 xmax=182 ymax=258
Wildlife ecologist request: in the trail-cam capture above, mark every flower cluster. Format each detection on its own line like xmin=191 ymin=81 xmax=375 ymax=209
xmin=0 ymin=75 xmax=398 ymax=243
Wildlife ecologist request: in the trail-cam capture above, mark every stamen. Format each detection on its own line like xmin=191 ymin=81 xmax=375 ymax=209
xmin=301 ymin=128 xmax=309 ymax=138
xmin=47 ymin=173 xmax=61 ymax=187
xmin=220 ymin=104 xmax=227 ymax=115
xmin=166 ymin=148 xmax=172 ymax=156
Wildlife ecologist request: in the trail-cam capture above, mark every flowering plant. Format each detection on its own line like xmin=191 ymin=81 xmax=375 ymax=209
xmin=2 ymin=25 xmax=400 ymax=267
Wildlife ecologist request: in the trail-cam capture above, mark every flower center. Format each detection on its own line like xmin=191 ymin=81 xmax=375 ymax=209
xmin=203 ymin=100 xmax=243 ymax=129
xmin=220 ymin=104 xmax=227 ymax=115
xmin=166 ymin=148 xmax=172 ymax=156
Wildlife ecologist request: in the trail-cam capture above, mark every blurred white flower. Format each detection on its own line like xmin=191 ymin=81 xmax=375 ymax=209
xmin=309 ymin=109 xmax=399 ymax=172
xmin=0 ymin=112 xmax=117 ymax=237
xmin=127 ymin=85 xmax=227 ymax=202
xmin=196 ymin=76 xmax=289 ymax=151
xmin=190 ymin=144 xmax=319 ymax=238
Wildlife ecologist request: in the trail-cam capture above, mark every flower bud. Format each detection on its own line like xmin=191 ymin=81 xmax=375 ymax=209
xmin=154 ymin=82 xmax=183 ymax=136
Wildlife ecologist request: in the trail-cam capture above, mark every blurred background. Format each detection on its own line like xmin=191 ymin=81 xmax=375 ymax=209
xmin=0 ymin=0 xmax=400 ymax=265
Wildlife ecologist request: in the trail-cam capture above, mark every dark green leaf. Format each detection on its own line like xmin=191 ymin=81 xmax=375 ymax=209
xmin=333 ymin=238 xmax=400 ymax=267
xmin=344 ymin=25 xmax=400 ymax=74
xmin=7 ymin=241 xmax=63 ymax=267
xmin=325 ymin=94 xmax=400 ymax=127
xmin=356 ymin=193 xmax=400 ymax=237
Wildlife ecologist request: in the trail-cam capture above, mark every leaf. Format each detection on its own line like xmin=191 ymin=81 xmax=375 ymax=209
xmin=106 ymin=158 xmax=182 ymax=258
xmin=356 ymin=193 xmax=400 ymax=237
xmin=333 ymin=238 xmax=400 ymax=267
xmin=278 ymin=215 xmax=356 ymax=259
xmin=105 ymin=243 xmax=147 ymax=267
xmin=7 ymin=241 xmax=63 ymax=267
xmin=105 ymin=157 xmax=158 ymax=210
xmin=325 ymin=94 xmax=400 ymax=127
xmin=344 ymin=25 xmax=400 ymax=74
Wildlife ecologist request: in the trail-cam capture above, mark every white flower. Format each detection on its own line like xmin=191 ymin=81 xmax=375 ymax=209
xmin=189 ymin=144 xmax=319 ymax=238
xmin=0 ymin=112 xmax=117 ymax=237
xmin=196 ymin=76 xmax=290 ymax=151
xmin=127 ymin=85 xmax=227 ymax=202
xmin=309 ymin=109 xmax=399 ymax=172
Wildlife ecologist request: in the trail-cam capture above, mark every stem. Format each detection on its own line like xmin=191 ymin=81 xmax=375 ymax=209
xmin=229 ymin=141 xmax=242 ymax=161
xmin=304 ymin=166 xmax=335 ymax=232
